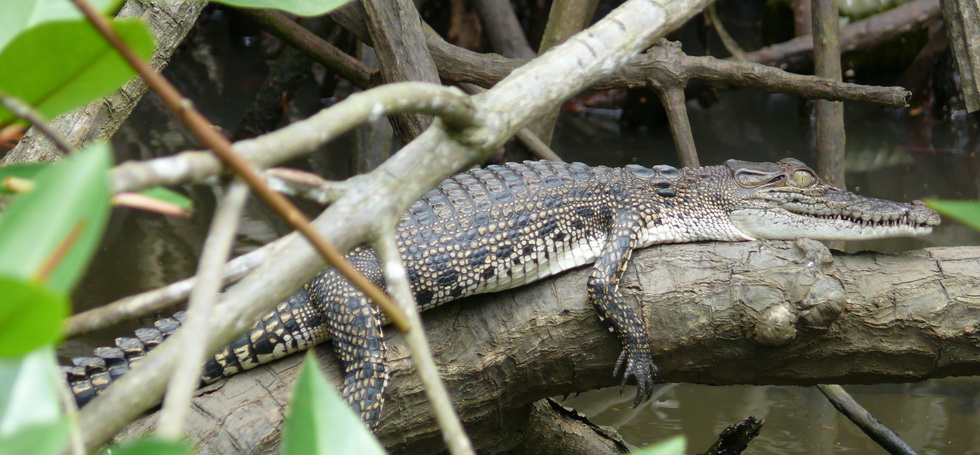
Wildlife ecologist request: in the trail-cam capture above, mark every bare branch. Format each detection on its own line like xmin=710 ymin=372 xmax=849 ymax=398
xmin=110 ymin=83 xmax=478 ymax=194
xmin=376 ymin=233 xmax=474 ymax=455
xmin=65 ymin=236 xmax=289 ymax=337
xmin=745 ymin=0 xmax=941 ymax=71
xmin=157 ymin=179 xmax=250 ymax=439
xmin=363 ymin=0 xmax=441 ymax=141
xmin=0 ymin=92 xmax=74 ymax=155
xmin=239 ymin=8 xmax=374 ymax=89
xmin=471 ymin=0 xmax=536 ymax=59
xmin=649 ymin=81 xmax=698 ymax=167
xmin=680 ymin=53 xmax=909 ymax=106
xmin=77 ymin=2 xmax=715 ymax=450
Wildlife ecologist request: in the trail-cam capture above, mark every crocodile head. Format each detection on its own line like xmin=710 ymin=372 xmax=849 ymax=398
xmin=722 ymin=158 xmax=940 ymax=241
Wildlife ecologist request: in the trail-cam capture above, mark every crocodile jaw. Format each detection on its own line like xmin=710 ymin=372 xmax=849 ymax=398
xmin=729 ymin=207 xmax=937 ymax=241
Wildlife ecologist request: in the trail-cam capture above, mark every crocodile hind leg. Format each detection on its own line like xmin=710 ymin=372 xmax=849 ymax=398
xmin=308 ymin=247 xmax=389 ymax=428
xmin=588 ymin=212 xmax=657 ymax=407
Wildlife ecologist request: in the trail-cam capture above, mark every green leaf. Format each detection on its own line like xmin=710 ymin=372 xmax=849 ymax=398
xmin=925 ymin=199 xmax=980 ymax=232
xmin=139 ymin=187 xmax=194 ymax=211
xmin=155 ymin=0 xmax=352 ymax=17
xmin=97 ymin=437 xmax=192 ymax=455
xmin=282 ymin=354 xmax=386 ymax=455
xmin=0 ymin=143 xmax=111 ymax=294
xmin=0 ymin=348 xmax=63 ymax=435
xmin=0 ymin=419 xmax=69 ymax=455
xmin=0 ymin=0 xmax=124 ymax=52
xmin=0 ymin=163 xmax=49 ymax=194
xmin=0 ymin=18 xmax=155 ymax=127
xmin=630 ymin=435 xmax=686 ymax=455
xmin=0 ymin=278 xmax=68 ymax=357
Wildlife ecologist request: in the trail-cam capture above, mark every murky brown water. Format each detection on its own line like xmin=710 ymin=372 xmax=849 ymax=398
xmin=64 ymin=10 xmax=979 ymax=453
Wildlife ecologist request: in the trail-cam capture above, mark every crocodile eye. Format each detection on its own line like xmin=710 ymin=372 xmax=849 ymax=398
xmin=792 ymin=170 xmax=815 ymax=187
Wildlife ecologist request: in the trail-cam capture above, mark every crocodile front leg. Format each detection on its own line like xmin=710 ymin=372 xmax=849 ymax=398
xmin=587 ymin=212 xmax=657 ymax=407
xmin=310 ymin=247 xmax=389 ymax=428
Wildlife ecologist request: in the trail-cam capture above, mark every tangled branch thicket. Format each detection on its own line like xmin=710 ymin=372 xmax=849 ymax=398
xmin=10 ymin=0 xmax=959 ymax=453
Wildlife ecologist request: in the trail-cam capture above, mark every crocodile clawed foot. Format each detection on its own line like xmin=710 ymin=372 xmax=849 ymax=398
xmin=614 ymin=349 xmax=658 ymax=408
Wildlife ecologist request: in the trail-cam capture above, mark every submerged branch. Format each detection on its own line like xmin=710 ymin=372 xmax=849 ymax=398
xmin=817 ymin=384 xmax=917 ymax=455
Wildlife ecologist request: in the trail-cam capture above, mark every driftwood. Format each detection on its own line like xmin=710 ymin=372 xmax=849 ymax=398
xmin=113 ymin=241 xmax=980 ymax=454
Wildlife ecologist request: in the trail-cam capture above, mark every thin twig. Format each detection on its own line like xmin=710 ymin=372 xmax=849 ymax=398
xmin=264 ymin=168 xmax=349 ymax=205
xmin=375 ymin=232 xmax=475 ymax=455
xmin=157 ymin=179 xmax=250 ymax=439
xmin=513 ymin=128 xmax=565 ymax=161
xmin=65 ymin=236 xmax=286 ymax=337
xmin=0 ymin=91 xmax=75 ymax=155
xmin=816 ymin=384 xmax=918 ymax=455
xmin=239 ymin=9 xmax=374 ymax=89
xmin=705 ymin=4 xmax=749 ymax=61
xmin=110 ymin=82 xmax=480 ymax=194
xmin=111 ymin=192 xmax=191 ymax=217
xmin=70 ymin=0 xmax=410 ymax=332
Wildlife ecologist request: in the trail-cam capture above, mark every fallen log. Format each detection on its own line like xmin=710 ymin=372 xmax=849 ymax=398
xmin=112 ymin=240 xmax=980 ymax=454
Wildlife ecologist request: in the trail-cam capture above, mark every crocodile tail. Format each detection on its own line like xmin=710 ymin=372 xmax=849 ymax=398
xmin=64 ymin=286 xmax=331 ymax=407
xmin=62 ymin=311 xmax=187 ymax=407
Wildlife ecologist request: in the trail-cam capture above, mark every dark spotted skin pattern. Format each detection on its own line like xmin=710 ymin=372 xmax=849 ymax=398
xmin=66 ymin=159 xmax=939 ymax=428
xmin=67 ymin=161 xmax=684 ymax=427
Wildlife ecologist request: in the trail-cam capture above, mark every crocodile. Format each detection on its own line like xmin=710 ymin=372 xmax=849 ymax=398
xmin=63 ymin=158 xmax=940 ymax=428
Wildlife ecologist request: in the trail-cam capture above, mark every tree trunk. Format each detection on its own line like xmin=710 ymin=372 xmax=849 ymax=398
xmin=113 ymin=241 xmax=980 ymax=454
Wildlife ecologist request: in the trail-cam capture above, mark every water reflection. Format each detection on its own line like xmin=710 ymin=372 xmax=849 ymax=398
xmin=566 ymin=380 xmax=980 ymax=454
